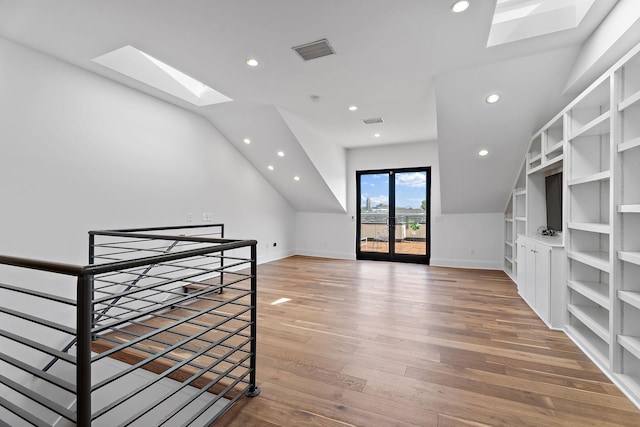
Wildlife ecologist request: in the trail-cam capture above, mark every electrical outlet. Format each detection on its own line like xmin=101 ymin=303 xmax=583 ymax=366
xmin=202 ymin=213 xmax=208 ymax=221
xmin=272 ymin=242 xmax=277 ymax=247
xmin=187 ymin=213 xmax=193 ymax=222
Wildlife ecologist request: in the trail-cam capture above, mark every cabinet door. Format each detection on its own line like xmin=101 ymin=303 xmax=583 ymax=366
xmin=525 ymin=241 xmax=536 ymax=303
xmin=516 ymin=239 xmax=526 ymax=294
xmin=534 ymin=245 xmax=551 ymax=324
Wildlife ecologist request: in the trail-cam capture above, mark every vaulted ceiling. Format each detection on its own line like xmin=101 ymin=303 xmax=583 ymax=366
xmin=0 ymin=0 xmax=635 ymax=214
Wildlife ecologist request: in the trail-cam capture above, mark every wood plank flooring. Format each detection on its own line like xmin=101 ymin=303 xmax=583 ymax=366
xmin=215 ymin=256 xmax=640 ymax=426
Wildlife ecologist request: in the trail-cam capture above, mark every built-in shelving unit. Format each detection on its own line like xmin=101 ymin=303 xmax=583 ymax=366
xmin=504 ymin=41 xmax=640 ymax=410
xmin=504 ymin=196 xmax=514 ymax=278
xmin=504 ymin=162 xmax=527 ymax=282
xmin=565 ymin=72 xmax=614 ymax=372
xmin=614 ymin=45 xmax=640 ymax=407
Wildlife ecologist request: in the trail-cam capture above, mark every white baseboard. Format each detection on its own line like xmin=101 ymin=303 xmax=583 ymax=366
xmin=430 ymin=258 xmax=503 ymax=270
xmin=294 ymin=249 xmax=356 ymax=260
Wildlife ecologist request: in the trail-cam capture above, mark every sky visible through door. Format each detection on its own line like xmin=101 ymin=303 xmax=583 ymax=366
xmin=360 ymin=171 xmax=427 ymax=210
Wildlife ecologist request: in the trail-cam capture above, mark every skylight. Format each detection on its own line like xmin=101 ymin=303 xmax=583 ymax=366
xmin=487 ymin=0 xmax=596 ymax=47
xmin=93 ymin=46 xmax=232 ymax=107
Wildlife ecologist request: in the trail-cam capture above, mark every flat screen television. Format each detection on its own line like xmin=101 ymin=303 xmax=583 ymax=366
xmin=545 ymin=172 xmax=563 ymax=233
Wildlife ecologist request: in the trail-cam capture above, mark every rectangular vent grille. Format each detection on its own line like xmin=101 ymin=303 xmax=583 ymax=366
xmin=362 ymin=117 xmax=384 ymax=125
xmin=292 ymin=39 xmax=335 ymax=61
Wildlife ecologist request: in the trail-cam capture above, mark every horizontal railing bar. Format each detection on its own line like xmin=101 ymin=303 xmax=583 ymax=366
xmin=95 ymin=324 xmax=252 ymax=367
xmin=0 ymin=395 xmax=50 ymax=427
xmin=91 ymin=311 xmax=251 ymax=419
xmin=92 ymin=288 xmax=238 ymax=363
xmin=92 ymin=304 xmax=252 ymax=390
xmin=93 ymin=236 xmax=220 ymax=250
xmin=0 ymin=254 xmax=83 ymax=276
xmin=0 ymin=374 xmax=76 ymax=423
xmin=0 ymin=306 xmax=76 ymax=335
xmin=93 ymin=266 xmax=249 ymax=299
xmin=164 ymin=351 xmax=253 ymax=426
xmin=0 ymin=353 xmax=76 ymax=393
xmin=92 ymin=271 xmax=251 ymax=328
xmin=92 ymin=266 xmax=227 ymax=305
xmin=0 ymin=282 xmax=76 ymax=306
xmin=92 ymin=240 xmax=213 ymax=257
xmin=92 ymin=262 xmax=219 ymax=287
xmin=0 ymin=330 xmax=77 ymax=364
xmin=92 ymin=259 xmax=223 ymax=290
xmin=109 ymin=333 xmax=252 ymax=425
xmin=91 ymin=282 xmax=232 ymax=334
xmin=91 ymin=224 xmax=224 ymax=235
xmin=85 ymin=239 xmax=254 ymax=279
xmin=0 ymin=239 xmax=253 ymax=278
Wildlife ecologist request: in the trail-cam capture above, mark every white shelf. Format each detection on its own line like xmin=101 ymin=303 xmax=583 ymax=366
xmin=619 ymin=251 xmax=640 ymax=266
xmin=505 ymin=256 xmax=514 ymax=264
xmin=505 ymin=241 xmax=513 ymax=247
xmin=565 ymin=324 xmax=610 ymax=369
xmin=529 ymin=153 xmax=542 ymax=164
xmin=619 ymin=204 xmax=640 ymax=213
xmin=505 ymin=217 xmax=514 ymax=222
xmin=514 ymin=188 xmax=526 ymax=196
xmin=569 ymin=111 xmax=611 ymax=139
xmin=567 ymin=304 xmax=610 ymax=342
xmin=618 ymin=136 xmax=640 ymax=153
xmin=618 ymin=90 xmax=640 ymax=111
xmin=619 ymin=335 xmax=640 ymax=361
xmin=568 ymin=251 xmax=611 ymax=272
xmin=567 ymin=171 xmax=611 ymax=186
xmin=567 ymin=222 xmax=611 ymax=234
xmin=619 ymin=291 xmax=640 ymax=311
xmin=515 ymin=217 xmax=526 ymax=222
xmin=569 ymin=280 xmax=610 ymax=309
xmin=547 ymin=141 xmax=564 ymax=155
xmin=528 ymin=154 xmax=564 ymax=175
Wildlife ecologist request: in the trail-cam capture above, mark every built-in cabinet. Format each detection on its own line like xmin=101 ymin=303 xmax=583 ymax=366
xmin=517 ymin=235 xmax=564 ymax=329
xmin=504 ymin=41 xmax=640 ymax=409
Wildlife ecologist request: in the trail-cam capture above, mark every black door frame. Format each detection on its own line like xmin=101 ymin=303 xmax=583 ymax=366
xmin=356 ymin=167 xmax=431 ymax=264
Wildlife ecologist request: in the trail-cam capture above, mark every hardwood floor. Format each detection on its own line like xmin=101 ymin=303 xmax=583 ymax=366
xmin=215 ymin=256 xmax=640 ymax=426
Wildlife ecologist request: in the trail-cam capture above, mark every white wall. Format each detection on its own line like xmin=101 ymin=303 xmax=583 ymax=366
xmin=0 ymin=36 xmax=295 ymax=265
xmin=295 ymin=141 xmax=505 ymax=269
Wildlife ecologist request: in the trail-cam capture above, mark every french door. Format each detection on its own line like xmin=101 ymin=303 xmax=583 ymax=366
xmin=356 ymin=167 xmax=430 ymax=264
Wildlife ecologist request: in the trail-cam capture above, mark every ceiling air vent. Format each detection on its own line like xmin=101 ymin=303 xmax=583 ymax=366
xmin=292 ymin=39 xmax=335 ymax=61
xmin=362 ymin=117 xmax=384 ymax=125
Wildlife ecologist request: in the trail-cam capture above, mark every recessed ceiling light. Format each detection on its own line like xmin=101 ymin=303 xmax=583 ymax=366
xmin=374 ymin=133 xmax=381 ymax=138
xmin=246 ymin=58 xmax=259 ymax=67
xmin=348 ymin=105 xmax=358 ymax=111
xmin=294 ymin=176 xmax=301 ymax=181
xmin=451 ymin=0 xmax=470 ymax=13
xmin=486 ymin=93 xmax=500 ymax=104
xmin=478 ymin=149 xmax=489 ymax=157
xmin=277 ymin=151 xmax=285 ymax=157
xmin=268 ymin=165 xmax=274 ymax=170
xmin=243 ymin=138 xmax=251 ymax=144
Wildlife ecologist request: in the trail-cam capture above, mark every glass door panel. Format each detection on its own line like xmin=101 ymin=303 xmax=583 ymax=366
xmin=358 ymin=173 xmax=389 ymax=255
xmin=394 ymin=171 xmax=428 ymax=256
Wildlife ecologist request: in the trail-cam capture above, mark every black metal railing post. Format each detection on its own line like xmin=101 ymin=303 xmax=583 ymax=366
xmin=246 ymin=243 xmax=260 ymax=397
xmin=76 ymin=273 xmax=93 ymax=426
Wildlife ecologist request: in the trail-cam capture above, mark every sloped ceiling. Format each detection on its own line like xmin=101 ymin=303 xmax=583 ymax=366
xmin=0 ymin=0 xmax=630 ymax=214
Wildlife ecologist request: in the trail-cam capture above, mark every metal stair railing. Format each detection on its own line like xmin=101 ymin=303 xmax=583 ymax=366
xmin=0 ymin=224 xmax=259 ymax=427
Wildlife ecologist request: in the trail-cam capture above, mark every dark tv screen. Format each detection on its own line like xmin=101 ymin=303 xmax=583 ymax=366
xmin=545 ymin=172 xmax=563 ymax=232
